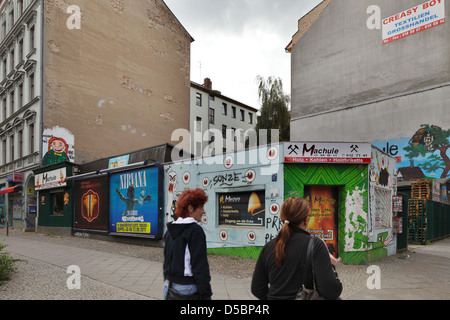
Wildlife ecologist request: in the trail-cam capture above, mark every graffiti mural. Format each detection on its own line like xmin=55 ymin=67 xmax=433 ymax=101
xmin=373 ymin=124 xmax=450 ymax=180
xmin=42 ymin=126 xmax=75 ymax=165
xmin=164 ymin=145 xmax=284 ymax=259
xmin=368 ymin=148 xmax=397 ymax=259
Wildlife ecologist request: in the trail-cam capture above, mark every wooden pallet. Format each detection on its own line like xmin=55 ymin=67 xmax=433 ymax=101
xmin=411 ymin=179 xmax=432 ymax=200
xmin=408 ymin=199 xmax=428 ymax=244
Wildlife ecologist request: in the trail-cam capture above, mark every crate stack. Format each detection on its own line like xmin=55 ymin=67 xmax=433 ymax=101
xmin=408 ymin=199 xmax=427 ymax=244
xmin=408 ymin=179 xmax=432 ymax=244
xmin=410 ymin=179 xmax=432 ymax=200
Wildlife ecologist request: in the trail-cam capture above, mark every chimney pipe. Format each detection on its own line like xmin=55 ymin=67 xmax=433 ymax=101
xmin=204 ymin=78 xmax=212 ymax=90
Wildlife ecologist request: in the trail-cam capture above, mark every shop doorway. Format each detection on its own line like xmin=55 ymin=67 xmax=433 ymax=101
xmin=304 ymin=185 xmax=339 ymax=258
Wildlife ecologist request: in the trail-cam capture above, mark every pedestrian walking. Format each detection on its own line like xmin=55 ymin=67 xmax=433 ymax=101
xmin=163 ymin=188 xmax=212 ymax=300
xmin=251 ymin=197 xmax=342 ymax=300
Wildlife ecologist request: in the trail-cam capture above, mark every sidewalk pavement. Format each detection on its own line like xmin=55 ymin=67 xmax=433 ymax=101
xmin=345 ymin=237 xmax=450 ymax=300
xmin=0 ymin=230 xmax=254 ymax=300
xmin=1 ymin=229 xmax=449 ymax=300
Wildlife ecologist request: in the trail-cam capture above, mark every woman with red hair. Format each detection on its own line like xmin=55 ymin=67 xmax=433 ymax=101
xmin=163 ymin=188 xmax=212 ymax=300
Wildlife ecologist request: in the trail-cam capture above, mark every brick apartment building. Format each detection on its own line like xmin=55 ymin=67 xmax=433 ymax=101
xmin=0 ymin=0 xmax=192 ymax=230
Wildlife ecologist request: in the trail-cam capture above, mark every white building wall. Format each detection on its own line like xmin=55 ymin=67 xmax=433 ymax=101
xmin=0 ymin=0 xmax=41 ymax=229
xmin=190 ymin=81 xmax=258 ymax=158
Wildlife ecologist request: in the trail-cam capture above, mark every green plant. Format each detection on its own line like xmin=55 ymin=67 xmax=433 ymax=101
xmin=0 ymin=243 xmax=21 ymax=285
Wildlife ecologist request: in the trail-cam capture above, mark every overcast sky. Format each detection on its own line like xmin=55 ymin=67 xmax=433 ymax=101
xmin=164 ymin=0 xmax=323 ymax=111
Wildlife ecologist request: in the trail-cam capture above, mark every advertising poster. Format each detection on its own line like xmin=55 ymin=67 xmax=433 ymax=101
xmin=304 ymin=186 xmax=339 ymax=258
xmin=382 ymin=0 xmax=446 ymax=44
xmin=218 ymin=190 xmax=265 ymax=227
xmin=109 ymin=166 xmax=162 ymax=238
xmin=74 ymin=176 xmax=109 ymax=232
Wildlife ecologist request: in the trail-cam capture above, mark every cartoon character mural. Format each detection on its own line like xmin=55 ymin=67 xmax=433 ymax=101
xmin=43 ymin=137 xmax=70 ymax=165
xmin=42 ymin=126 xmax=75 ymax=165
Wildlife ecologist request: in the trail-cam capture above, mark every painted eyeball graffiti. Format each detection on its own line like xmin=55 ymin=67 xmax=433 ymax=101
xmin=182 ymin=172 xmax=190 ymax=184
xmin=267 ymin=146 xmax=278 ymax=161
xmin=269 ymin=203 xmax=280 ymax=215
xmin=219 ymin=230 xmax=228 ymax=241
xmin=202 ymin=177 xmax=210 ymax=188
xmin=201 ymin=215 xmax=208 ymax=224
xmin=224 ymin=155 xmax=234 ymax=169
xmin=245 ymin=169 xmax=256 ymax=183
xmin=248 ymin=231 xmax=256 ymax=242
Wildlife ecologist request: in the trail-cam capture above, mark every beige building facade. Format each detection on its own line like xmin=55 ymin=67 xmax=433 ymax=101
xmin=0 ymin=0 xmax=192 ymax=230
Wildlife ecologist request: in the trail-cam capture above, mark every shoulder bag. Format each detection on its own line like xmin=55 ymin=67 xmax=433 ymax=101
xmin=295 ymin=237 xmax=325 ymax=300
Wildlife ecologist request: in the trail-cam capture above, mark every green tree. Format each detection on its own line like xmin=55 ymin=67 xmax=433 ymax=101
xmin=255 ymin=76 xmax=290 ymax=144
xmin=404 ymin=124 xmax=450 ymax=178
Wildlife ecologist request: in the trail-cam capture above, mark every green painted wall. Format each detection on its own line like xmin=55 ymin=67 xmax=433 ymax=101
xmin=284 ymin=164 xmax=370 ymax=265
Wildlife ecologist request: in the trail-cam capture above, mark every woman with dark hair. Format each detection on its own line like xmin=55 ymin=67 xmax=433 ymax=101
xmin=251 ymin=197 xmax=342 ymax=300
xmin=163 ymin=188 xmax=212 ymax=300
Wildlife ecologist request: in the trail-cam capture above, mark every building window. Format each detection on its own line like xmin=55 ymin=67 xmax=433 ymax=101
xmin=51 ymin=191 xmax=65 ymax=216
xmin=10 ymin=49 xmax=14 ymax=70
xmin=18 ymin=130 xmax=23 ymax=158
xmin=3 ymin=57 xmax=6 ymax=79
xmin=222 ymin=103 xmax=227 ymax=116
xmin=240 ymin=109 xmax=245 ymax=122
xmin=2 ymin=139 xmax=6 ymax=165
xmin=18 ymin=0 xmax=24 ymax=16
xmin=9 ymin=10 xmax=14 ymax=29
xmin=30 ymin=73 xmax=34 ymax=99
xmin=2 ymin=22 xmax=6 ymax=39
xmin=196 ymin=92 xmax=202 ymax=106
xmin=10 ymin=135 xmax=14 ymax=162
xmin=29 ymin=123 xmax=34 ymax=154
xmin=248 ymin=113 xmax=253 ymax=125
xmin=195 ymin=117 xmax=202 ymax=132
xmin=222 ymin=125 xmax=227 ymax=139
xmin=374 ymin=187 xmax=392 ymax=229
xmin=231 ymin=106 xmax=236 ymax=119
xmin=208 ymin=107 xmax=215 ymax=125
xmin=19 ymin=39 xmax=23 ymax=61
xmin=3 ymin=97 xmax=6 ymax=120
xmin=30 ymin=25 xmax=35 ymax=50
xmin=10 ymin=91 xmax=14 ymax=116
xmin=18 ymin=84 xmax=23 ymax=109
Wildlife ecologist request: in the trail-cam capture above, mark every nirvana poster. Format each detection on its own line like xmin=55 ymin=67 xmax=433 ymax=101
xmin=109 ymin=166 xmax=163 ymax=239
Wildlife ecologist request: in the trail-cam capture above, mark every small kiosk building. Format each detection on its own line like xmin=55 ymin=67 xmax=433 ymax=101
xmin=165 ymin=142 xmax=398 ymax=265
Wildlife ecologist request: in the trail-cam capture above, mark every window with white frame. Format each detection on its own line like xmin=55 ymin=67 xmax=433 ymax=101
xmin=374 ymin=187 xmax=392 ymax=229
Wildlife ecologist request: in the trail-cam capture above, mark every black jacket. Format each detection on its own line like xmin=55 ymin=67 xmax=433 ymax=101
xmin=251 ymin=227 xmax=342 ymax=300
xmin=163 ymin=221 xmax=212 ymax=300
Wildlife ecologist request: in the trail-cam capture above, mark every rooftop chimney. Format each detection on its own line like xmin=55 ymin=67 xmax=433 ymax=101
xmin=203 ymin=78 xmax=212 ymax=90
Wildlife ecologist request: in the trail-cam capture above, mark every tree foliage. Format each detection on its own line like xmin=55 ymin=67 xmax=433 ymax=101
xmin=255 ymin=76 xmax=290 ymax=144
xmin=404 ymin=124 xmax=450 ymax=178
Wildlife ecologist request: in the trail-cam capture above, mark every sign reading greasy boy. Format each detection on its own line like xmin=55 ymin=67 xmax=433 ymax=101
xmin=109 ymin=167 xmax=161 ymax=238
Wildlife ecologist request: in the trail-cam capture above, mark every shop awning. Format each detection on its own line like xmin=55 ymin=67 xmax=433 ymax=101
xmin=0 ymin=185 xmax=22 ymax=194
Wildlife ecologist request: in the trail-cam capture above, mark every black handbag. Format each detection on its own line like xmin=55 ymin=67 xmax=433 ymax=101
xmin=295 ymin=237 xmax=325 ymax=300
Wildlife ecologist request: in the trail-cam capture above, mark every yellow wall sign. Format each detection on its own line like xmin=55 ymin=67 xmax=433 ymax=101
xmin=116 ymin=222 xmax=151 ymax=234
